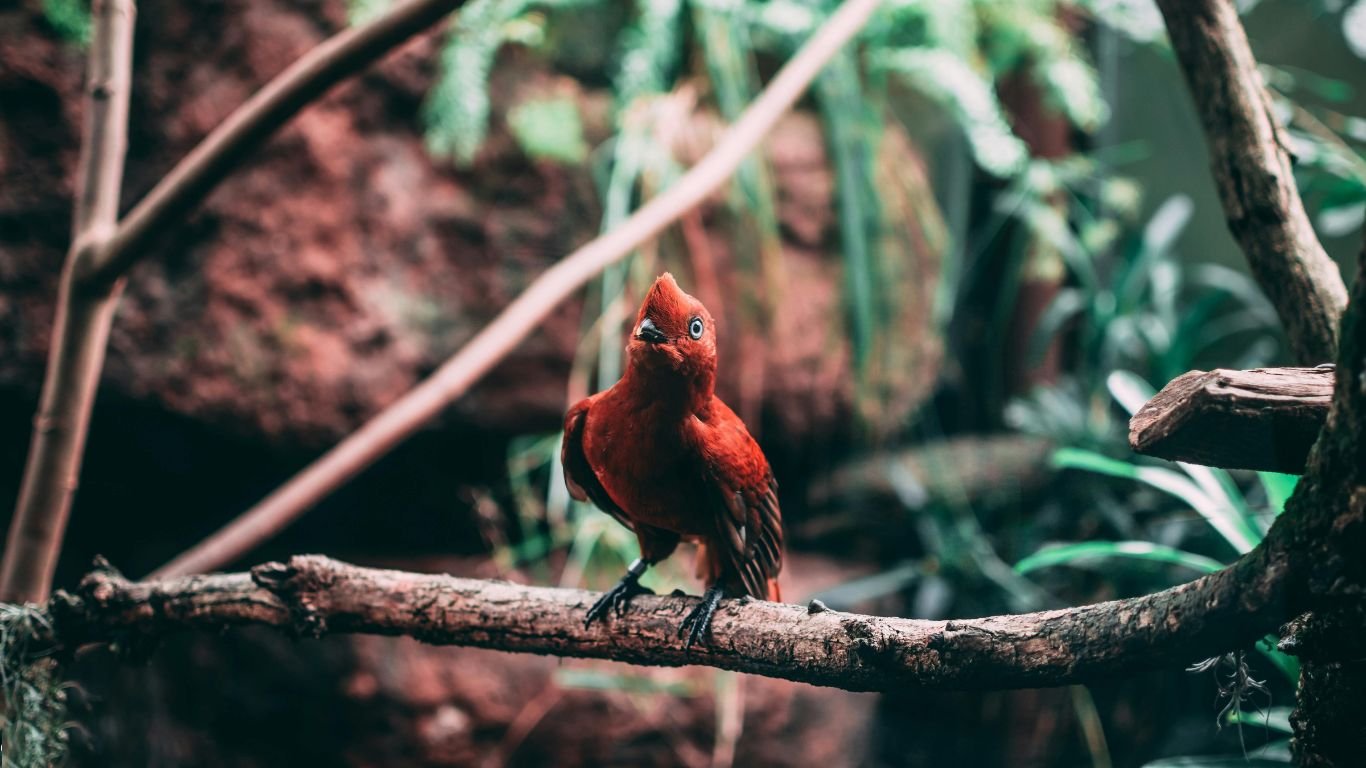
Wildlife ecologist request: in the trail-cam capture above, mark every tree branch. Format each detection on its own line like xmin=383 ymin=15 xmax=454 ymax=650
xmin=1155 ymin=0 xmax=1347 ymax=364
xmin=1128 ymin=366 xmax=1332 ymax=473
xmin=25 ymin=246 xmax=1366 ymax=695
xmin=48 ymin=550 xmax=1288 ymax=692
xmin=0 ymin=0 xmax=136 ymax=603
xmin=81 ymin=0 xmax=472 ymax=288
xmin=148 ymin=0 xmax=885 ymax=580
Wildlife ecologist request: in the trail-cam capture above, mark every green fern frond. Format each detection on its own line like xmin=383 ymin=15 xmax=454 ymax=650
xmin=615 ymin=0 xmax=685 ymax=108
xmin=866 ymin=0 xmax=977 ymax=58
xmin=873 ymin=49 xmax=1029 ymax=176
xmin=424 ymin=0 xmax=533 ymax=164
xmin=817 ymin=50 xmax=884 ymax=375
xmin=979 ymin=4 xmax=1110 ymax=131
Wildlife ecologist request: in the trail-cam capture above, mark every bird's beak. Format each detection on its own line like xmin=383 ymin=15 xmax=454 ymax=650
xmin=636 ymin=317 xmax=667 ymax=344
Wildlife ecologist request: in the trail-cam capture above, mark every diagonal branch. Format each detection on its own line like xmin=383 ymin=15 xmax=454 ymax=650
xmin=47 ymin=550 xmax=1288 ymax=692
xmin=0 ymin=0 xmax=136 ymax=603
xmin=81 ymin=0 xmax=472 ymax=288
xmin=1155 ymin=0 xmax=1347 ymax=364
xmin=148 ymin=0 xmax=885 ymax=580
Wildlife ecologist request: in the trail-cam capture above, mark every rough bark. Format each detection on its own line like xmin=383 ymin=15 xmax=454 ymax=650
xmin=1128 ymin=367 xmax=1332 ymax=473
xmin=1285 ymin=241 xmax=1366 ymax=767
xmin=1283 ymin=606 xmax=1366 ymax=767
xmin=1155 ymin=0 xmax=1347 ymax=364
xmin=0 ymin=0 xmax=135 ymax=603
xmin=45 ymin=550 xmax=1288 ymax=693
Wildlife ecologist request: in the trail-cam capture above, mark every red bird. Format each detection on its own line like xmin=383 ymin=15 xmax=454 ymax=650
xmin=562 ymin=273 xmax=783 ymax=647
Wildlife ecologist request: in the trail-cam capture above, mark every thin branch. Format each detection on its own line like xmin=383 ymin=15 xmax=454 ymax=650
xmin=1155 ymin=0 xmax=1347 ymax=364
xmin=81 ymin=0 xmax=473 ymax=288
xmin=0 ymin=0 xmax=136 ymax=603
xmin=50 ymin=550 xmax=1287 ymax=692
xmin=1129 ymin=366 xmax=1332 ymax=473
xmin=149 ymin=0 xmax=886 ymax=580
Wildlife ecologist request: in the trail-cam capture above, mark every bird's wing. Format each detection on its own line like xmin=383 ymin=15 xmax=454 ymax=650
xmin=689 ymin=403 xmax=784 ymax=600
xmin=562 ymin=396 xmax=633 ymax=531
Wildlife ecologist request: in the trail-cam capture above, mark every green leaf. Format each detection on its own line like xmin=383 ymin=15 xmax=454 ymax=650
xmin=1051 ymin=448 xmax=1261 ymax=554
xmin=1141 ymin=754 xmax=1289 ymax=759
xmin=614 ymin=0 xmax=684 ymax=106
xmin=1225 ymin=706 xmax=1294 ymax=734
xmin=817 ymin=49 xmax=883 ymax=375
xmin=508 ymin=97 xmax=588 ymax=164
xmin=1177 ymin=461 xmax=1262 ymax=546
xmin=1105 ymin=369 xmax=1155 ymax=417
xmin=872 ymin=48 xmax=1028 ymax=176
xmin=1027 ymin=288 xmax=1088 ymax=368
xmin=1258 ymin=473 xmax=1299 ymax=513
xmin=1015 ymin=541 xmax=1226 ymax=575
xmin=42 ymin=0 xmax=91 ymax=45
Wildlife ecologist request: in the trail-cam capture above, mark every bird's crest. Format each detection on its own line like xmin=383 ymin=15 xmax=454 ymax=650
xmin=636 ymin=272 xmax=694 ymax=332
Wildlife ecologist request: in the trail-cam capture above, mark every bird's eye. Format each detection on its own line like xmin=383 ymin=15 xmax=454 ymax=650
xmin=688 ymin=317 xmax=705 ymax=340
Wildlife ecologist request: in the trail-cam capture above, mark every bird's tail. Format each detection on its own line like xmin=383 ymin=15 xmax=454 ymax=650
xmin=765 ymin=578 xmax=782 ymax=603
xmin=694 ymin=541 xmax=783 ymax=602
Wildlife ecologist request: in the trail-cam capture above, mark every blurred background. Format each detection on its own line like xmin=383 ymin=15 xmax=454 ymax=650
xmin=2 ymin=0 xmax=1365 ymax=765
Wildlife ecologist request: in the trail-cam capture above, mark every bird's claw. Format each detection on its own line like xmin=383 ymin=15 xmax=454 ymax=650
xmin=584 ymin=575 xmax=653 ymax=629
xmin=678 ymin=585 xmax=725 ymax=653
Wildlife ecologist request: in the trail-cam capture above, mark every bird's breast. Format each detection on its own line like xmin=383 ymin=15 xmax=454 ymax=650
xmin=582 ymin=401 xmax=710 ymax=536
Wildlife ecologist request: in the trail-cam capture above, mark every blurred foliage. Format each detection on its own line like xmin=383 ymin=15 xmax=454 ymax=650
xmin=40 ymin=0 xmax=90 ymax=46
xmin=347 ymin=0 xmax=1116 ymax=395
xmin=0 ymin=605 xmax=70 ymax=768
xmin=1267 ymin=68 xmax=1366 ymax=238
xmin=1004 ymin=185 xmax=1281 ymax=449
xmin=508 ymin=96 xmax=589 ymax=163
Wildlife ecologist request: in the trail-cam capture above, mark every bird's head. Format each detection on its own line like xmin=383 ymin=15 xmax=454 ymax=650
xmin=627 ymin=273 xmax=718 ymax=384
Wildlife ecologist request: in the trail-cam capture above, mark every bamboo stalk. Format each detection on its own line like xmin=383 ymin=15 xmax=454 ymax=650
xmin=0 ymin=0 xmax=137 ymax=603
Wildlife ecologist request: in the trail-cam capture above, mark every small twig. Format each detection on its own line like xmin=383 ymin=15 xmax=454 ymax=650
xmin=82 ymin=0 xmax=474 ymax=289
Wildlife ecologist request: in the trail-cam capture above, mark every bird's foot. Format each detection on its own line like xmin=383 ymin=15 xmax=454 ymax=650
xmin=584 ymin=573 xmax=653 ymax=629
xmin=678 ymin=585 xmax=725 ymax=652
